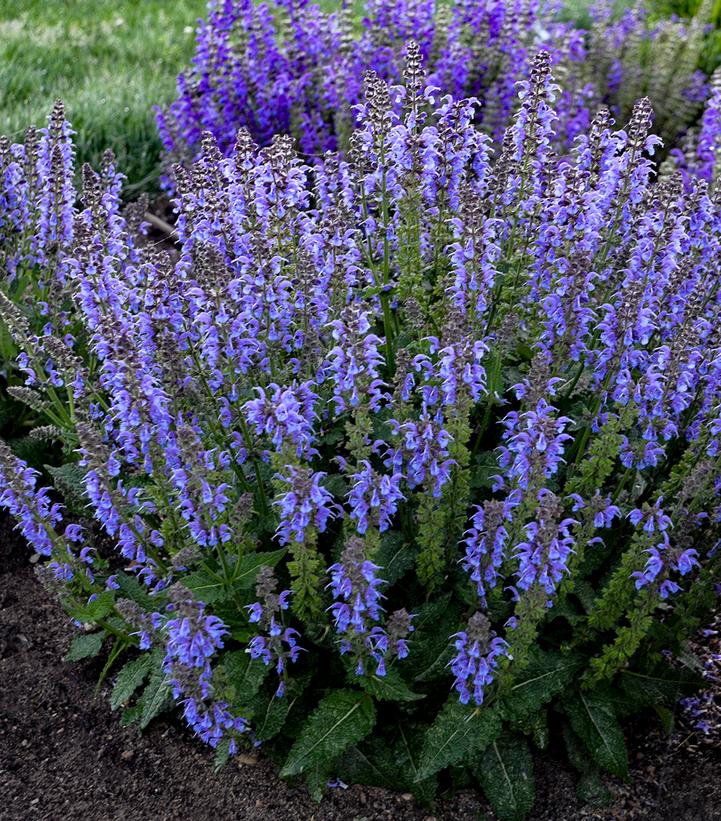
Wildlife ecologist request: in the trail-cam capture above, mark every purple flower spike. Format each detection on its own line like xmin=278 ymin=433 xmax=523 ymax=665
xmin=450 ymin=612 xmax=509 ymax=706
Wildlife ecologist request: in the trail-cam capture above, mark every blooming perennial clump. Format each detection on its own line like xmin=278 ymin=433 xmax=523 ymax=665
xmin=2 ymin=24 xmax=721 ymax=815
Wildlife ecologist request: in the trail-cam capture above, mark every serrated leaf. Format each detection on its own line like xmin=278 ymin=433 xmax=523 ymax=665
xmin=564 ymin=724 xmax=613 ymax=808
xmin=252 ymin=674 xmax=310 ymax=742
xmin=7 ymin=434 xmax=48 ymax=471
xmin=138 ymin=649 xmax=173 ymax=730
xmin=46 ymin=462 xmax=88 ymax=516
xmin=184 ymin=549 xmax=286 ymax=603
xmin=618 ymin=665 xmax=703 ymax=713
xmin=577 ymin=771 xmax=612 ymax=807
xmin=65 ymin=631 xmax=105 ymax=661
xmin=470 ymin=451 xmax=500 ymax=492
xmin=338 ymin=738 xmax=396 ymax=790
xmin=416 ymin=700 xmax=501 ymax=780
xmin=214 ymin=738 xmax=233 ymax=772
xmin=396 ymin=723 xmax=438 ymax=803
xmin=565 ymin=692 xmax=628 ymax=780
xmin=502 ymin=650 xmax=584 ymax=721
xmin=281 ymin=689 xmax=376 ymax=778
xmin=654 ymin=705 xmax=675 ymax=736
xmin=376 ymin=532 xmax=415 ymax=585
xmin=181 ymin=570 xmax=230 ymax=604
xmin=320 ymin=426 xmax=345 ymax=447
xmin=231 ymin=549 xmax=287 ymax=588
xmin=221 ymin=650 xmax=269 ymax=705
xmin=515 ymin=710 xmax=549 ymax=750
xmin=477 ymin=733 xmax=535 ymax=821
xmin=120 ymin=703 xmax=143 ymax=727
xmin=110 ymin=654 xmax=153 ymax=710
xmin=353 ymin=666 xmax=425 ymax=702
xmin=114 ymin=572 xmax=157 ymax=610
xmin=305 ymin=764 xmax=332 ymax=803
xmin=320 ymin=473 xmax=348 ymax=498
xmin=408 ymin=594 xmax=458 ymax=682
xmin=65 ymin=591 xmax=115 ymax=623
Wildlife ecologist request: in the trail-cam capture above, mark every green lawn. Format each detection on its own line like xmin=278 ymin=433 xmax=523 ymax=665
xmin=0 ymin=0 xmax=206 ymax=191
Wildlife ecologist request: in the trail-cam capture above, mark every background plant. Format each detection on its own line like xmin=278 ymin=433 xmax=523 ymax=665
xmin=2 ymin=42 xmax=721 ymax=818
xmin=157 ymin=0 xmax=713 ymax=180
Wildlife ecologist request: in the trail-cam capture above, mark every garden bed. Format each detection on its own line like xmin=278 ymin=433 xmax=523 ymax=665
xmin=3 ymin=1 xmax=721 ymax=817
xmin=2 ymin=518 xmax=720 ymax=820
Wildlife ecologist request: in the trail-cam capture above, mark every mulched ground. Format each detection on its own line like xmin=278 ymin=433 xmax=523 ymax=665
xmin=2 ymin=513 xmax=721 ymax=821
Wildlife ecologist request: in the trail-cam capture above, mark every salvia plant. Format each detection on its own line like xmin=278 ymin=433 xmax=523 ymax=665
xmin=157 ymin=0 xmax=713 ymax=178
xmin=0 ymin=102 xmax=147 ymax=458
xmin=3 ymin=40 xmax=721 ymax=821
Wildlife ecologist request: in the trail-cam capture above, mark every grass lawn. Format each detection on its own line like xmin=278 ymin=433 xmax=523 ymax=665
xmin=0 ymin=0 xmax=207 ymax=191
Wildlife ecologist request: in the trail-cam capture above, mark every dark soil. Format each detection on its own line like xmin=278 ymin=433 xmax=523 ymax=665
xmin=2 ymin=514 xmax=721 ymax=821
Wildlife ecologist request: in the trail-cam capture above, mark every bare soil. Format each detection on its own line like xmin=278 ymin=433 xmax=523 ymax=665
xmin=2 ymin=514 xmax=720 ymax=821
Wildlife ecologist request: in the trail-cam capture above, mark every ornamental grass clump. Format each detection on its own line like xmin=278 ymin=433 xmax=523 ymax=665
xmin=158 ymin=0 xmax=712 ymax=175
xmin=3 ymin=45 xmax=721 ymax=820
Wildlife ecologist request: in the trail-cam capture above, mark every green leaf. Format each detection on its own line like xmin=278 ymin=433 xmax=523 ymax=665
xmin=214 ymin=738 xmax=233 ymax=772
xmin=184 ymin=549 xmax=286 ymax=603
xmin=138 ymin=649 xmax=173 ymax=730
xmin=484 ymin=347 xmax=505 ymax=398
xmin=565 ymin=691 xmax=629 ymax=780
xmin=618 ymin=665 xmax=703 ymax=713
xmin=337 ymin=737 xmax=396 ymax=790
xmin=477 ymin=733 xmax=535 ymax=821
xmin=120 ymin=703 xmax=143 ymax=727
xmin=110 ymin=654 xmax=153 ymax=710
xmin=46 ymin=462 xmax=88 ymax=516
xmin=408 ymin=594 xmax=459 ymax=682
xmin=281 ymin=689 xmax=376 ymax=778
xmin=221 ymin=650 xmax=269 ymax=705
xmin=353 ymin=667 xmax=425 ymax=702
xmin=252 ymin=674 xmax=310 ymax=742
xmin=114 ymin=572 xmax=158 ymax=610
xmin=320 ymin=473 xmax=348 ymax=498
xmin=502 ymin=650 xmax=584 ymax=721
xmin=395 ymin=724 xmax=438 ymax=803
xmin=232 ymin=549 xmax=287 ymax=589
xmin=655 ymin=705 xmax=675 ymax=736
xmin=376 ymin=532 xmax=415 ymax=585
xmin=339 ymin=728 xmax=440 ymax=802
xmin=416 ymin=699 xmax=501 ymax=780
xmin=563 ymin=725 xmax=613 ymax=807
xmin=470 ymin=451 xmax=500 ymax=492
xmin=577 ymin=771 xmax=612 ymax=807
xmin=65 ymin=591 xmax=115 ymax=623
xmin=320 ymin=426 xmax=345 ymax=447
xmin=305 ymin=765 xmax=332 ymax=803
xmin=514 ymin=710 xmax=549 ymax=750
xmin=182 ymin=570 xmax=229 ymax=604
xmin=7 ymin=434 xmax=48 ymax=471
xmin=65 ymin=631 xmax=105 ymax=661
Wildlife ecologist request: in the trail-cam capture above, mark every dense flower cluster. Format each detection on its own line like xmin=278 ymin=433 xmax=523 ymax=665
xmin=328 ymin=536 xmax=413 ymax=676
xmin=1 ymin=35 xmax=721 ymax=805
xmin=162 ymin=585 xmax=249 ymax=751
xmin=450 ymin=612 xmax=510 ymax=705
xmin=157 ymin=0 xmax=712 ymax=178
